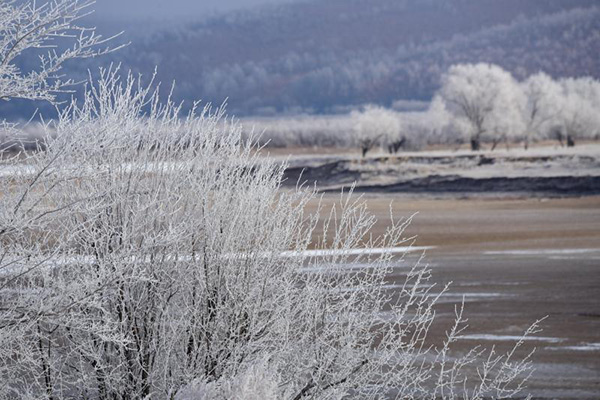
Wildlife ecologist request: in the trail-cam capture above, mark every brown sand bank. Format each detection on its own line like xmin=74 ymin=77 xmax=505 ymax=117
xmin=305 ymin=194 xmax=600 ymax=255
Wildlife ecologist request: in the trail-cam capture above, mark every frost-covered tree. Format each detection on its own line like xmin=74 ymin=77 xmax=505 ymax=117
xmin=241 ymin=114 xmax=355 ymax=148
xmin=520 ymin=72 xmax=562 ymax=149
xmin=0 ymin=0 xmax=121 ymax=104
xmin=408 ymin=96 xmax=455 ymax=149
xmin=352 ymin=105 xmax=402 ymax=157
xmin=518 ymin=73 xmax=600 ymax=148
xmin=0 ymin=69 xmax=539 ymax=399
xmin=553 ymin=77 xmax=600 ymax=147
xmin=437 ymin=63 xmax=526 ymax=151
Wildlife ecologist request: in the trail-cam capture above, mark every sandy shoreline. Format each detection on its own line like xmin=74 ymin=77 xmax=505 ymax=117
xmin=305 ymin=194 xmax=600 ymax=398
xmin=305 ymin=194 xmax=600 ymax=255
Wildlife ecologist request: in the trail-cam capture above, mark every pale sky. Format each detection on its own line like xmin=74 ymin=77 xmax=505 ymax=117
xmin=92 ymin=0 xmax=296 ymax=21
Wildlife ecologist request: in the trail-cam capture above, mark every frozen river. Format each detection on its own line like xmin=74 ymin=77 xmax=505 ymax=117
xmin=389 ymin=248 xmax=600 ymax=399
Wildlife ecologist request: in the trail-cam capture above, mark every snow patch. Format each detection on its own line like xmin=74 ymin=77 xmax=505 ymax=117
xmin=483 ymin=248 xmax=599 ymax=256
xmin=282 ymin=246 xmax=433 ymax=258
xmin=457 ymin=334 xmax=565 ymax=343
xmin=546 ymin=343 xmax=600 ymax=352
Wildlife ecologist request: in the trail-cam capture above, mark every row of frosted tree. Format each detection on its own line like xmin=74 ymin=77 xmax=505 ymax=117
xmin=438 ymin=63 xmax=600 ymax=151
xmin=4 ymin=61 xmax=599 ymax=155
xmin=244 ymin=63 xmax=600 ymax=155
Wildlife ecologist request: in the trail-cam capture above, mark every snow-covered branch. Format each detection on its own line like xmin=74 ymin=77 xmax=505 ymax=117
xmin=0 ymin=0 xmax=123 ymax=104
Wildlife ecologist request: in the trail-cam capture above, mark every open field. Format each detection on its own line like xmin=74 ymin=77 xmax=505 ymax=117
xmin=307 ymin=194 xmax=600 ymax=399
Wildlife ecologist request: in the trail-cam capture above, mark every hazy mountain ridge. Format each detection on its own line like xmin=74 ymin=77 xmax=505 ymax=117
xmin=3 ymin=0 xmax=599 ymax=118
xmin=121 ymin=0 xmax=600 ymax=115
xmin=161 ymin=0 xmax=593 ymax=65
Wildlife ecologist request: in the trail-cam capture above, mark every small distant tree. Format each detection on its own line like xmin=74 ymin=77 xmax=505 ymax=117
xmin=419 ymin=96 xmax=455 ymax=147
xmin=352 ymin=105 xmax=402 ymax=157
xmin=520 ymin=72 xmax=562 ymax=149
xmin=438 ymin=63 xmax=526 ymax=151
xmin=553 ymin=77 xmax=600 ymax=147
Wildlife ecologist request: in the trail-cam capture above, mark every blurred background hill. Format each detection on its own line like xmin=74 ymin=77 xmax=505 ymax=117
xmin=4 ymin=0 xmax=599 ymax=118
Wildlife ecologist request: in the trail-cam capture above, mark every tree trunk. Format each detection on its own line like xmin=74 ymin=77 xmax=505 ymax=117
xmin=388 ymin=137 xmax=406 ymax=154
xmin=554 ymin=130 xmax=564 ymax=147
xmin=490 ymin=139 xmax=499 ymax=151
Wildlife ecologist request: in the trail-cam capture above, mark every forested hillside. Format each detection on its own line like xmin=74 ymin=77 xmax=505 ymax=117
xmin=4 ymin=0 xmax=599 ymax=118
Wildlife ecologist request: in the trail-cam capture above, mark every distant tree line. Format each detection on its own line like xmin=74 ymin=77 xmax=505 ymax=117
xmin=241 ymin=63 xmax=600 ymax=155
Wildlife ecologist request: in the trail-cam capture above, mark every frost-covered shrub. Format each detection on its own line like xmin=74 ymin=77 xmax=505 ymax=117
xmin=241 ymin=114 xmax=355 ymax=148
xmin=0 ymin=122 xmax=53 ymax=152
xmin=0 ymin=69 xmax=539 ymax=399
xmin=175 ymin=361 xmax=279 ymax=400
xmin=0 ymin=0 xmax=121 ymax=105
